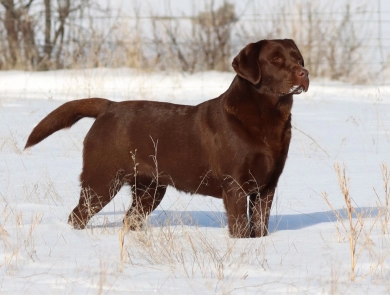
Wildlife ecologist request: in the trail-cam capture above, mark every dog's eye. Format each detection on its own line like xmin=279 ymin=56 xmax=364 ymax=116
xmin=297 ymin=60 xmax=303 ymax=65
xmin=272 ymin=57 xmax=282 ymax=62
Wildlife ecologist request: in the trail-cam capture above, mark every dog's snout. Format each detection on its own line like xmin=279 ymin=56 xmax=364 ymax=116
xmin=296 ymin=68 xmax=309 ymax=78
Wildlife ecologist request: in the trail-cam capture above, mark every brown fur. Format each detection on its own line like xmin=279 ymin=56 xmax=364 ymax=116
xmin=25 ymin=39 xmax=309 ymax=238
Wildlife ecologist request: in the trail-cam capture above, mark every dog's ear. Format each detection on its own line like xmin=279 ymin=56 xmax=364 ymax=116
xmin=284 ymin=39 xmax=304 ymax=67
xmin=232 ymin=41 xmax=265 ymax=85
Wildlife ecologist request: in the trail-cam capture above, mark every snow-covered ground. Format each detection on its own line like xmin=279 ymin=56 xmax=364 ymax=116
xmin=1 ymin=69 xmax=390 ymax=294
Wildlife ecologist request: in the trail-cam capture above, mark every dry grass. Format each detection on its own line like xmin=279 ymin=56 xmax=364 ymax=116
xmin=322 ymin=162 xmax=390 ymax=282
xmin=20 ymin=173 xmax=63 ymax=206
xmin=374 ymin=162 xmax=390 ymax=235
xmin=239 ymin=0 xmax=375 ymax=83
xmin=114 ymin=145 xmax=271 ymax=278
xmin=334 ymin=163 xmax=362 ymax=281
xmin=118 ymin=214 xmax=270 ymax=280
xmin=0 ymin=0 xmax=384 ymax=83
xmin=0 ymin=131 xmax=23 ymax=154
xmin=1 ymin=204 xmax=43 ymax=275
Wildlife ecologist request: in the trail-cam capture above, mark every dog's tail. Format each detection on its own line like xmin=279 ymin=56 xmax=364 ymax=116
xmin=25 ymin=98 xmax=112 ymax=149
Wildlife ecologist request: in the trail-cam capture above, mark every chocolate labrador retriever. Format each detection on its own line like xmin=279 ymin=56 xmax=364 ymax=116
xmin=25 ymin=39 xmax=309 ymax=238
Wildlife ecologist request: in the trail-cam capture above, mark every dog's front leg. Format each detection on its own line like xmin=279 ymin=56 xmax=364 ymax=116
xmin=222 ymin=189 xmax=250 ymax=238
xmin=249 ymin=188 xmax=275 ymax=237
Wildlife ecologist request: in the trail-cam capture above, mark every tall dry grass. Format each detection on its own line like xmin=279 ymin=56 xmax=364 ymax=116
xmin=374 ymin=163 xmax=390 ymax=234
xmin=0 ymin=0 xmax=383 ymax=82
xmin=323 ymin=162 xmax=390 ymax=282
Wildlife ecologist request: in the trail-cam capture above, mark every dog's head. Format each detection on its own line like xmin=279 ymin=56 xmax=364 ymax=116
xmin=232 ymin=39 xmax=309 ymax=96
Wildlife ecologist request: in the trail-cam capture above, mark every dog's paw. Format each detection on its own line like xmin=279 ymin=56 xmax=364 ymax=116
xmin=68 ymin=214 xmax=86 ymax=230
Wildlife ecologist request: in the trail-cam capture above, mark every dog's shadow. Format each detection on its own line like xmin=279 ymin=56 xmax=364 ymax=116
xmin=268 ymin=207 xmax=379 ymax=232
xmin=93 ymin=207 xmax=379 ymax=233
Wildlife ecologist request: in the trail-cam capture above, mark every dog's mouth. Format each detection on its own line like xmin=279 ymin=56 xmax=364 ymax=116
xmin=290 ymin=85 xmax=305 ymax=94
xmin=281 ymin=84 xmax=305 ymax=96
xmin=290 ymin=78 xmax=309 ymax=94
xmin=273 ymin=78 xmax=310 ymax=97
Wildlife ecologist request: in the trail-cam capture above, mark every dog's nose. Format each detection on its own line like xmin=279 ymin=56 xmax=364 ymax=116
xmin=296 ymin=68 xmax=309 ymax=78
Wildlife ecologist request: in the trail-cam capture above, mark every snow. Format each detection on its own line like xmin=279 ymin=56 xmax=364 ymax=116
xmin=1 ymin=69 xmax=390 ymax=294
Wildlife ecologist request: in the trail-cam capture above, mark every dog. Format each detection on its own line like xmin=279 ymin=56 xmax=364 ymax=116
xmin=25 ymin=39 xmax=309 ymax=238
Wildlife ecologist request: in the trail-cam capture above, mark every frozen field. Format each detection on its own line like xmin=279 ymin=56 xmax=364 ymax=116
xmin=1 ymin=69 xmax=390 ymax=294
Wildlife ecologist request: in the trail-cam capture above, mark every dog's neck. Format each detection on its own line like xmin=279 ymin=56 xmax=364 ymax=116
xmin=223 ymin=75 xmax=293 ymax=121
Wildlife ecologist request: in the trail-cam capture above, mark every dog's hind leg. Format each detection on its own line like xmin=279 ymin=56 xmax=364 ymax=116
xmin=68 ymin=168 xmax=126 ymax=229
xmin=124 ymin=181 xmax=166 ymax=230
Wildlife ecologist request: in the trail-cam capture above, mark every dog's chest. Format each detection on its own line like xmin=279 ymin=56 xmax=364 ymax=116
xmin=243 ymin=104 xmax=291 ymax=147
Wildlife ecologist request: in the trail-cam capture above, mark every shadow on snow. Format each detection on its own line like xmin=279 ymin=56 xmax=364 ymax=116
xmin=93 ymin=206 xmax=380 ymax=233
